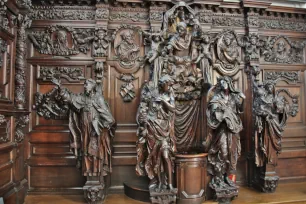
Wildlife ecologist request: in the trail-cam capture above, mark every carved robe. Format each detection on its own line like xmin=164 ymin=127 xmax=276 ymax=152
xmin=61 ymin=90 xmax=116 ymax=177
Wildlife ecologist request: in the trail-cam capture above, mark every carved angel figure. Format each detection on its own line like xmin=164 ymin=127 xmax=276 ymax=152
xmin=244 ymin=33 xmax=261 ymax=61
xmin=136 ymin=75 xmax=176 ymax=191
xmin=51 ymin=78 xmax=116 ymax=180
xmin=206 ymin=76 xmax=245 ymax=187
xmin=143 ymin=30 xmax=165 ymax=64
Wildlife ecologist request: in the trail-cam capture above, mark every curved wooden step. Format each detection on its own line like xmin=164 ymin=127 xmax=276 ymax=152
xmin=123 ymin=177 xmax=150 ymax=203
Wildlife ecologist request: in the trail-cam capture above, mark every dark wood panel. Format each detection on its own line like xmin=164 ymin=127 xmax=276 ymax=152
xmin=30 ymin=167 xmax=85 ymax=188
xmin=0 ymin=168 xmax=11 ymax=187
xmin=32 ymin=144 xmax=73 ymax=156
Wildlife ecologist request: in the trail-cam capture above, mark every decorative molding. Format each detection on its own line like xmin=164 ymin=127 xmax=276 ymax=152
xmin=0 ymin=0 xmax=9 ymax=32
xmin=119 ymin=74 xmax=136 ymax=102
xmin=15 ymin=14 xmax=32 ymax=110
xmin=96 ymin=7 xmax=109 ymax=20
xmin=15 ymin=115 xmax=29 ymax=143
xmin=39 ymin=66 xmax=84 ymax=82
xmin=259 ymin=18 xmax=306 ymax=32
xmin=109 ymin=11 xmax=149 ymax=22
xmin=29 ymin=6 xmax=96 ymax=20
xmin=261 ymin=36 xmax=306 ymax=64
xmin=28 ymin=25 xmax=94 ymax=56
xmin=149 ymin=11 xmax=163 ymax=21
xmin=264 ymin=71 xmax=300 ymax=84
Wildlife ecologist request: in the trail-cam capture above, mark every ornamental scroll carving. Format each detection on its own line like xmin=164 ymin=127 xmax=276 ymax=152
xmin=0 ymin=38 xmax=7 ymax=67
xmin=39 ymin=66 xmax=84 ymax=82
xmin=261 ymin=36 xmax=306 ymax=64
xmin=15 ymin=115 xmax=29 ymax=142
xmin=0 ymin=0 xmax=9 ymax=32
xmin=28 ymin=26 xmax=94 ymax=56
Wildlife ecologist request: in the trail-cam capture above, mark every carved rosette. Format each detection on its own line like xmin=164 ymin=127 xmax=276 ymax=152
xmin=119 ymin=74 xmax=136 ymax=102
xmin=15 ymin=115 xmax=29 ymax=142
xmin=15 ymin=14 xmax=32 ymax=110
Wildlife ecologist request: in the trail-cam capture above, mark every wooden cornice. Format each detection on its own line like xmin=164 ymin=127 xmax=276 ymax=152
xmin=242 ymin=0 xmax=271 ymax=9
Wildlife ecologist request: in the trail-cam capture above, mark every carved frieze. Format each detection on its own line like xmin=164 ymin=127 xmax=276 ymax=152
xmin=110 ymin=12 xmax=148 ymax=22
xmin=39 ymin=66 xmax=84 ymax=82
xmin=265 ymin=71 xmax=300 ymax=84
xmin=15 ymin=115 xmax=29 ymax=142
xmin=0 ymin=114 xmax=9 ymax=143
xmin=29 ymin=6 xmax=96 ymax=20
xmin=28 ymin=25 xmax=94 ymax=56
xmin=119 ymin=74 xmax=136 ymax=102
xmin=113 ymin=25 xmax=140 ymax=68
xmin=198 ymin=12 xmax=246 ymax=27
xmin=150 ymin=11 xmax=163 ymax=22
xmin=261 ymin=36 xmax=306 ymax=64
xmin=0 ymin=38 xmax=7 ymax=68
xmin=259 ymin=18 xmax=306 ymax=32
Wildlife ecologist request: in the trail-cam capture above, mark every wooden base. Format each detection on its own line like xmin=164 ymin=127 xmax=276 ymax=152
xmin=123 ymin=177 xmax=150 ymax=203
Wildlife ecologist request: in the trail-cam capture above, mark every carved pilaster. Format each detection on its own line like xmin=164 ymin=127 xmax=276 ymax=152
xmin=0 ymin=114 xmax=9 ymax=143
xmin=14 ymin=14 xmax=31 ymax=110
xmin=0 ymin=38 xmax=7 ymax=68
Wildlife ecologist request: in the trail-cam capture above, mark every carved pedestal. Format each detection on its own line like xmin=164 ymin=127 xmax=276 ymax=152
xmin=149 ymin=188 xmax=178 ymax=204
xmin=210 ymin=184 xmax=238 ymax=204
xmin=255 ymin=165 xmax=279 ymax=193
xmin=175 ymin=153 xmax=208 ymax=204
xmin=83 ymin=176 xmax=106 ymax=204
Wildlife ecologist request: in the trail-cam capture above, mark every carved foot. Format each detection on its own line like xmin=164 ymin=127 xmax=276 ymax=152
xmin=149 ymin=188 xmax=178 ymax=204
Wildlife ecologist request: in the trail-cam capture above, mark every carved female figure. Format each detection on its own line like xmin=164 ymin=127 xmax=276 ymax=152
xmin=254 ymin=80 xmax=289 ymax=167
xmin=136 ymin=75 xmax=176 ymax=191
xmin=206 ymin=76 xmax=245 ymax=186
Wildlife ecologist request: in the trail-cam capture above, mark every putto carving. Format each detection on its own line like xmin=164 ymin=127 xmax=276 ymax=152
xmin=114 ymin=25 xmax=140 ymax=68
xmin=93 ymin=28 xmax=111 ymax=57
xmin=15 ymin=14 xmax=32 ymax=110
xmin=29 ymin=6 xmax=96 ymax=20
xmin=0 ymin=114 xmax=9 ymax=143
xmin=261 ymin=36 xmax=306 ymax=64
xmin=206 ymin=76 xmax=245 ymax=203
xmin=28 ymin=26 xmax=94 ymax=56
xmin=0 ymin=38 xmax=7 ymax=67
xmin=244 ymin=33 xmax=262 ymax=62
xmin=39 ymin=66 xmax=84 ymax=82
xmin=119 ymin=74 xmax=136 ymax=102
xmin=252 ymin=66 xmax=299 ymax=192
xmin=15 ymin=115 xmax=29 ymax=142
xmin=212 ymin=29 xmax=241 ymax=76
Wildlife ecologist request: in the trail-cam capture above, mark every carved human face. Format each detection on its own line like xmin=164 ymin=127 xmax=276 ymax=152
xmin=84 ymin=80 xmax=95 ymax=95
xmin=220 ymin=79 xmax=229 ymax=91
xmin=98 ymin=30 xmax=106 ymax=39
xmin=57 ymin=31 xmax=67 ymax=43
xmin=153 ymin=36 xmax=161 ymax=42
xmin=123 ymin=32 xmax=134 ymax=45
xmin=203 ymin=35 xmax=210 ymax=44
xmin=277 ymin=41 xmax=285 ymax=52
xmin=224 ymin=35 xmax=232 ymax=46
xmin=177 ymin=25 xmax=187 ymax=37
xmin=266 ymin=84 xmax=274 ymax=94
xmin=250 ymin=36 xmax=257 ymax=45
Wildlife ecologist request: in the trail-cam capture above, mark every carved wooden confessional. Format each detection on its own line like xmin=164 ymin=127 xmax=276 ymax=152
xmin=0 ymin=0 xmax=306 ymax=204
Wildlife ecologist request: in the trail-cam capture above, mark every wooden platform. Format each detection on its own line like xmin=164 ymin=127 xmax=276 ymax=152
xmin=25 ymin=182 xmax=306 ymax=204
